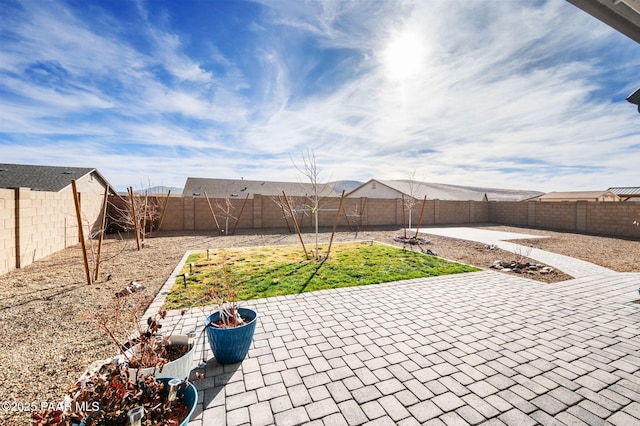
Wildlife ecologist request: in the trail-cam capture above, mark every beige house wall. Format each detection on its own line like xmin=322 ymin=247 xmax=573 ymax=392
xmin=540 ymin=193 xmax=620 ymax=202
xmin=68 ymin=172 xmax=110 ymax=234
xmin=348 ymin=181 xmax=403 ymax=198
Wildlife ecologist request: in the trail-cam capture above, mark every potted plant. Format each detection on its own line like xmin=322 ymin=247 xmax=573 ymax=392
xmin=84 ymin=286 xmax=198 ymax=382
xmin=33 ymin=287 xmax=200 ymax=426
xmin=204 ymin=266 xmax=257 ymax=364
xmin=115 ymin=310 xmax=197 ymax=380
xmin=32 ymin=363 xmax=197 ymax=426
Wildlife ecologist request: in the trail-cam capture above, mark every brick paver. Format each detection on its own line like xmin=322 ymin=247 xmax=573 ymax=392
xmin=149 ymin=228 xmax=640 ymax=425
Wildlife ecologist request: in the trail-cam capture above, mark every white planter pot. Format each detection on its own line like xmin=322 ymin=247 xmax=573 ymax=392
xmin=120 ymin=334 xmax=196 ymax=380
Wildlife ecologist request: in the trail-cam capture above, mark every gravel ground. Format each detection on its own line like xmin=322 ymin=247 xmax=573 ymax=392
xmin=1 ymin=225 xmax=638 ymax=425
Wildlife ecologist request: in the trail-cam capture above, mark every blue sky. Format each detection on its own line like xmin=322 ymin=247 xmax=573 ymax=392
xmin=1 ymin=0 xmax=639 ymax=192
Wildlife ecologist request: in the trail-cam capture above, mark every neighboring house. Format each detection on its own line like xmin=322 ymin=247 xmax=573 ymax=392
xmin=182 ymin=177 xmax=343 ymax=199
xmin=0 ymin=163 xmax=112 ymax=194
xmin=347 ymin=179 xmax=543 ymax=201
xmin=608 ymin=186 xmax=640 ymax=201
xmin=0 ymin=163 xmax=114 ymax=223
xmin=537 ymin=190 xmax=621 ymax=202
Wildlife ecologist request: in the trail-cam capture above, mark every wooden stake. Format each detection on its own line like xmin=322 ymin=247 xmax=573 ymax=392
xmin=141 ymin=191 xmax=148 ymax=246
xmin=401 ymin=194 xmax=407 ymax=238
xmin=71 ymin=180 xmax=92 ymax=285
xmin=204 ymin=191 xmax=222 ymax=235
xmin=326 ymin=190 xmax=345 ymax=259
xmin=414 ymin=195 xmax=427 ymax=238
xmin=231 ymin=193 xmax=250 ymax=235
xmin=155 ymin=189 xmax=171 ymax=235
xmin=279 ymin=196 xmax=293 ymax=233
xmin=128 ymin=187 xmax=141 ymax=250
xmin=93 ymin=184 xmax=109 ymax=282
xmin=283 ymin=191 xmax=309 ymax=259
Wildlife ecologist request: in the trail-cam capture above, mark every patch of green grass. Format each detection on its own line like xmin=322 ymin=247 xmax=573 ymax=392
xmin=164 ymin=242 xmax=480 ymax=310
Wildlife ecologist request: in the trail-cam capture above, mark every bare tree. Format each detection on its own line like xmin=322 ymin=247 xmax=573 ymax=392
xmin=271 ymin=194 xmax=306 ymax=233
xmin=292 ymin=150 xmax=330 ymax=260
xmin=215 ymin=195 xmax=237 ymax=235
xmin=403 ymin=170 xmax=425 ymax=231
xmin=107 ymin=189 xmax=164 ymax=243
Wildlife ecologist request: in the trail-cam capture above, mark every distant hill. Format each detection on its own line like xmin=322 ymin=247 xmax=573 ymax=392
xmin=134 ymin=186 xmax=182 ymax=195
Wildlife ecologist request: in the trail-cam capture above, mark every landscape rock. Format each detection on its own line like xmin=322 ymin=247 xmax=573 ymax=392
xmin=490 ymin=258 xmax=556 ymax=277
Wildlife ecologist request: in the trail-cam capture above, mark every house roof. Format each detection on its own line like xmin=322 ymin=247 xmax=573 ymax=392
xmin=538 ymin=190 xmax=618 ymax=200
xmin=349 ymin=179 xmax=543 ymax=202
xmin=0 ymin=163 xmax=111 ymax=192
xmin=182 ymin=177 xmax=342 ymax=199
xmin=608 ymin=186 xmax=640 ymax=200
xmin=608 ymin=186 xmax=640 ymax=195
xmin=567 ymin=0 xmax=640 ymax=111
xmin=567 ymin=0 xmax=640 ymax=44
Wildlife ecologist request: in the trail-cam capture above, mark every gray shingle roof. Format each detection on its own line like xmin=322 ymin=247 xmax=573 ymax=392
xmin=0 ymin=163 xmax=98 ymax=192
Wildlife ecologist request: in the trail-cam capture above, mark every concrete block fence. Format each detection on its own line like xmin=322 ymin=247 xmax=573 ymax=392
xmin=108 ymin=195 xmax=638 ymax=240
xmin=1 ymin=189 xmax=638 ymax=276
xmin=0 ymin=186 xmax=106 ymax=275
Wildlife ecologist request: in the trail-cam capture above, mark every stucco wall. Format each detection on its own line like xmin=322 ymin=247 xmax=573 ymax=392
xmin=348 ymin=181 xmax=402 ymax=199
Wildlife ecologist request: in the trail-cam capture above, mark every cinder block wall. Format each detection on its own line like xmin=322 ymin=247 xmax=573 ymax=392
xmin=361 ymin=198 xmax=397 ymax=226
xmin=123 ymin=196 xmax=494 ymax=232
xmin=108 ymin=195 xmax=639 ymax=240
xmin=0 ymin=188 xmax=78 ymax=274
xmin=6 ymin=192 xmax=635 ymax=276
xmin=489 ymin=201 xmax=639 ymax=238
xmin=584 ymin=202 xmax=638 ymax=237
xmin=148 ymin=196 xmax=639 ymax=240
xmin=15 ymin=188 xmax=78 ymax=270
xmin=487 ymin=201 xmax=528 ymax=225
xmin=0 ymin=184 xmax=107 ymax=275
xmin=0 ymin=188 xmax=16 ymax=275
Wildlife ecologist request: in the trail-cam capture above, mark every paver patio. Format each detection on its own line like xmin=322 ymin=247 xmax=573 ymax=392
xmin=151 ymin=228 xmax=640 ymax=425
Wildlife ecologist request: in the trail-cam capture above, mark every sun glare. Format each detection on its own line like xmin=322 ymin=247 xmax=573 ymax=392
xmin=383 ymin=32 xmax=424 ymax=81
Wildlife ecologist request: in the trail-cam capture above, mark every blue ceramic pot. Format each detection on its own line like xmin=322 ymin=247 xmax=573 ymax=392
xmin=204 ymin=307 xmax=257 ymax=364
xmin=158 ymin=377 xmax=198 ymax=426
xmin=76 ymin=377 xmax=197 ymax=426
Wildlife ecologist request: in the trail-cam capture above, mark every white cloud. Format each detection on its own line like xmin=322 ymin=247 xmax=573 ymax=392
xmin=1 ymin=0 xmax=639 ymax=192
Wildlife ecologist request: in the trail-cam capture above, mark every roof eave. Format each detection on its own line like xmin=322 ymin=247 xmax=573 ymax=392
xmin=567 ymin=0 xmax=640 ymax=44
